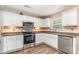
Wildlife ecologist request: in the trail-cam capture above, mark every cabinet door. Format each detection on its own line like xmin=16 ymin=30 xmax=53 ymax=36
xmin=62 ymin=11 xmax=69 ymax=26
xmin=40 ymin=20 xmax=49 ymax=27
xmin=62 ymin=8 xmax=78 ymax=26
xmin=36 ymin=34 xmax=58 ymax=49
xmin=44 ymin=34 xmax=58 ymax=49
xmin=3 ymin=11 xmax=23 ymax=26
xmin=6 ymin=36 xmax=16 ymax=51
xmin=15 ymin=15 xmax=23 ymax=26
xmin=34 ymin=19 xmax=41 ymax=27
xmin=50 ymin=19 xmax=53 ymax=29
xmin=16 ymin=35 xmax=23 ymax=49
xmin=35 ymin=34 xmax=45 ymax=44
xmin=2 ymin=37 xmax=7 ymax=52
xmin=68 ymin=8 xmax=77 ymax=25
xmin=3 ymin=11 xmax=18 ymax=26
xmin=23 ymin=16 xmax=34 ymax=22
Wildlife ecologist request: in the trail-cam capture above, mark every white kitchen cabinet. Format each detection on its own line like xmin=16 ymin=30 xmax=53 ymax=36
xmin=0 ymin=11 xmax=23 ymax=26
xmin=0 ymin=11 xmax=3 ymax=26
xmin=1 ymin=37 xmax=7 ymax=53
xmin=45 ymin=18 xmax=51 ymax=27
xmin=62 ymin=7 xmax=78 ymax=26
xmin=34 ymin=18 xmax=41 ymax=27
xmin=6 ymin=36 xmax=16 ymax=51
xmin=14 ymin=15 xmax=23 ymax=26
xmin=62 ymin=10 xmax=69 ymax=26
xmin=51 ymin=17 xmax=62 ymax=31
xmin=68 ymin=8 xmax=77 ymax=25
xmin=2 ymin=36 xmax=16 ymax=53
xmin=1 ymin=35 xmax=23 ymax=53
xmin=4 ymin=11 xmax=23 ymax=26
xmin=40 ymin=19 xmax=50 ymax=27
xmin=3 ymin=11 xmax=18 ymax=26
xmin=0 ymin=11 xmax=42 ymax=27
xmin=22 ymin=16 xmax=34 ymax=22
xmin=35 ymin=34 xmax=45 ymax=44
xmin=35 ymin=33 xmax=58 ymax=49
xmin=43 ymin=34 xmax=58 ymax=49
xmin=16 ymin=35 xmax=23 ymax=49
xmin=22 ymin=15 xmax=42 ymax=27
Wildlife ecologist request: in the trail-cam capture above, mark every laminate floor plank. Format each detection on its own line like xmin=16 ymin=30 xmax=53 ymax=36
xmin=12 ymin=44 xmax=59 ymax=54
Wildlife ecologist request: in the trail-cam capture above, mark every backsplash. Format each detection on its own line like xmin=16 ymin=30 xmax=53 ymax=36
xmin=0 ymin=26 xmax=23 ymax=32
xmin=61 ymin=26 xmax=79 ymax=32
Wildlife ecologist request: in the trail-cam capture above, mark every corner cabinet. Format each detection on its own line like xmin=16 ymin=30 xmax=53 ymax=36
xmin=44 ymin=34 xmax=58 ymax=49
xmin=35 ymin=33 xmax=58 ymax=49
xmin=62 ymin=7 xmax=79 ymax=26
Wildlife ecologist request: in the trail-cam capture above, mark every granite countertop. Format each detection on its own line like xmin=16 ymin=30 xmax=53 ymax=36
xmin=1 ymin=30 xmax=79 ymax=37
xmin=33 ymin=30 xmax=79 ymax=37
xmin=1 ymin=32 xmax=23 ymax=36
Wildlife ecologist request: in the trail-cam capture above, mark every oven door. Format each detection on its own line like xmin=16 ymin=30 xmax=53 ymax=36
xmin=24 ymin=34 xmax=35 ymax=44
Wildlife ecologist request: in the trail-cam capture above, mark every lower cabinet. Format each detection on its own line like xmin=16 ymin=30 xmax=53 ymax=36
xmin=35 ymin=33 xmax=58 ymax=49
xmin=16 ymin=35 xmax=23 ymax=49
xmin=43 ymin=34 xmax=58 ymax=49
xmin=35 ymin=34 xmax=45 ymax=44
xmin=6 ymin=36 xmax=16 ymax=51
xmin=2 ymin=35 xmax=23 ymax=53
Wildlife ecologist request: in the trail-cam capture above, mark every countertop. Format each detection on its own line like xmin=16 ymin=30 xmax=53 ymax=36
xmin=1 ymin=30 xmax=79 ymax=37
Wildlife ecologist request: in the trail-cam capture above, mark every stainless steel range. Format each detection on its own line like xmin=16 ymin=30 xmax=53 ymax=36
xmin=23 ymin=22 xmax=35 ymax=48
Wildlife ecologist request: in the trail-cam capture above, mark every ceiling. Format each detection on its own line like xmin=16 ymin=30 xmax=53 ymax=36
xmin=1 ymin=5 xmax=76 ymax=18
xmin=23 ymin=5 xmax=64 ymax=16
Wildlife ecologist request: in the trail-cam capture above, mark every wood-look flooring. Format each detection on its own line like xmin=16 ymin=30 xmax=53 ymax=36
xmin=12 ymin=44 xmax=59 ymax=54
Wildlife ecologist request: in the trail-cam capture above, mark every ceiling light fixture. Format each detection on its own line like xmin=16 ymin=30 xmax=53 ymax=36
xmin=24 ymin=5 xmax=31 ymax=8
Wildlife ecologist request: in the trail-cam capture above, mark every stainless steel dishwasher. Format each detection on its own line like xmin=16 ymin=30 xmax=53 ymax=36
xmin=58 ymin=35 xmax=73 ymax=54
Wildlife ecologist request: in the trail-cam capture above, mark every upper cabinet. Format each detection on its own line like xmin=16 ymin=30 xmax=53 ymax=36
xmin=62 ymin=7 xmax=79 ymax=26
xmin=40 ymin=18 xmax=51 ymax=27
xmin=1 ymin=11 xmax=22 ymax=26
xmin=22 ymin=15 xmax=42 ymax=27
xmin=0 ymin=11 xmax=42 ymax=27
xmin=34 ymin=18 xmax=41 ymax=27
xmin=22 ymin=16 xmax=34 ymax=22
xmin=50 ymin=17 xmax=62 ymax=31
